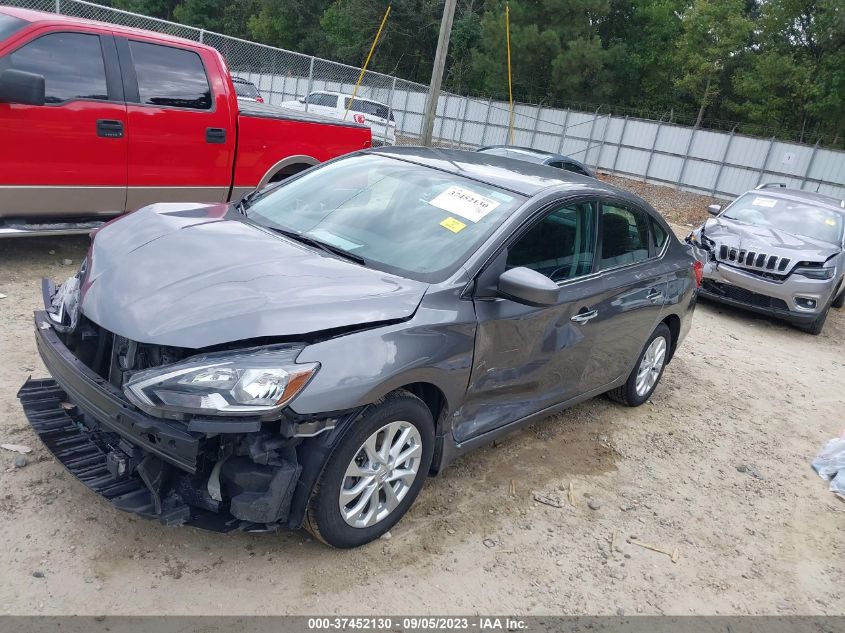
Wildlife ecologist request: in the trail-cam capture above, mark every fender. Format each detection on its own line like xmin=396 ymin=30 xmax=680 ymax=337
xmin=258 ymin=154 xmax=320 ymax=189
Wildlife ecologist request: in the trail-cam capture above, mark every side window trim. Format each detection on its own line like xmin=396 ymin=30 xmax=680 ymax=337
xmin=2 ymin=30 xmax=113 ymax=106
xmin=597 ymin=197 xmax=661 ymax=273
xmin=100 ymin=34 xmax=124 ymax=103
xmin=114 ymin=36 xmax=140 ymax=103
xmin=121 ymin=37 xmax=215 ymax=112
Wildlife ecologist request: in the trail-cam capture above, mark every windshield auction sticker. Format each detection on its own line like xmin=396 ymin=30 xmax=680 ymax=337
xmin=751 ymin=197 xmax=777 ymax=208
xmin=429 ymin=185 xmax=500 ymax=223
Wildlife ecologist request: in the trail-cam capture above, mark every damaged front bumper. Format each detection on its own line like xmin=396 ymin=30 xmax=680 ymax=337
xmin=18 ymin=311 xmax=337 ymax=532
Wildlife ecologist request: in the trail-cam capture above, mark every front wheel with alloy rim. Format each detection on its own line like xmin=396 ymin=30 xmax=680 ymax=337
xmin=305 ymin=391 xmax=434 ymax=548
xmin=607 ymin=323 xmax=671 ymax=407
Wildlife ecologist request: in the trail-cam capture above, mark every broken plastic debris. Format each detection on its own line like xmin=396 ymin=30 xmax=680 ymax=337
xmin=0 ymin=293 xmax=7 ymax=299
xmin=1 ymin=444 xmax=32 ymax=455
xmin=812 ymin=434 xmax=845 ymax=481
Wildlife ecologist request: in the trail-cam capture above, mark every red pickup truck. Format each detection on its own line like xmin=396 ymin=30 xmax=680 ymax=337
xmin=0 ymin=6 xmax=371 ymax=237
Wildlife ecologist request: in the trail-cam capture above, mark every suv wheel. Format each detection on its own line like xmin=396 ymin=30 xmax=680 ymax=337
xmin=305 ymin=391 xmax=434 ymax=548
xmin=832 ymin=284 xmax=845 ymax=309
xmin=607 ymin=323 xmax=671 ymax=407
xmin=797 ymin=305 xmax=830 ymax=335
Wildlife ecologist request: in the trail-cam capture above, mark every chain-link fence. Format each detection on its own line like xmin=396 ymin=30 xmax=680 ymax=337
xmin=5 ymin=0 xmax=845 ymax=200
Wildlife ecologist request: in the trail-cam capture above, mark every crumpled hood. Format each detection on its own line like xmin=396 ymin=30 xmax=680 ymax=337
xmin=702 ymin=217 xmax=841 ymax=262
xmin=78 ymin=203 xmax=427 ymax=348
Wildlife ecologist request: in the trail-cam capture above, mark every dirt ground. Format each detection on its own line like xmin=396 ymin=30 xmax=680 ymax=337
xmin=0 ymin=178 xmax=843 ymax=616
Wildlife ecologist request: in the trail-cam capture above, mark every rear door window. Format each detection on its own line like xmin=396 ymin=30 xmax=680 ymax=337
xmin=1 ymin=31 xmax=108 ymax=103
xmin=128 ymin=40 xmax=211 ymax=109
xmin=599 ymin=203 xmax=652 ymax=269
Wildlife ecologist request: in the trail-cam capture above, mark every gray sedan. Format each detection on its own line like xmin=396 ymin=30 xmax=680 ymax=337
xmin=688 ymin=184 xmax=845 ymax=334
xmin=19 ymin=147 xmax=698 ymax=548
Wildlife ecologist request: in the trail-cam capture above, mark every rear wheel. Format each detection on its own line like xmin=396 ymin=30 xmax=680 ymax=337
xmin=305 ymin=391 xmax=434 ymax=548
xmin=607 ymin=323 xmax=671 ymax=407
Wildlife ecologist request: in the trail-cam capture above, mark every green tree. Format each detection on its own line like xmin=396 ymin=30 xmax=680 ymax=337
xmin=673 ymin=0 xmax=752 ymax=127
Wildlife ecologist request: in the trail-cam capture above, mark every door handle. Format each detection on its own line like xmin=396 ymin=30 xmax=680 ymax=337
xmin=647 ymin=288 xmax=664 ymax=303
xmin=206 ymin=127 xmax=226 ymax=144
xmin=96 ymin=119 xmax=124 ymax=138
xmin=571 ymin=309 xmax=598 ymax=324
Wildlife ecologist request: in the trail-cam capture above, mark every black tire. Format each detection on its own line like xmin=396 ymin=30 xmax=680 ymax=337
xmin=607 ymin=323 xmax=672 ymax=407
xmin=304 ymin=390 xmax=434 ymax=548
xmin=832 ymin=284 xmax=845 ymax=309
xmin=797 ymin=305 xmax=829 ymax=335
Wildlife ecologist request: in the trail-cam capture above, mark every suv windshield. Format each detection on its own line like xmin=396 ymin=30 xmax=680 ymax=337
xmin=246 ymin=153 xmax=525 ymax=282
xmin=0 ymin=13 xmax=26 ymax=41
xmin=722 ymin=193 xmax=844 ymax=245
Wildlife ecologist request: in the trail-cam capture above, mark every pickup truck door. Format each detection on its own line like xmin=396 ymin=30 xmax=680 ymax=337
xmin=0 ymin=30 xmax=127 ymax=219
xmin=116 ymin=37 xmax=235 ymax=210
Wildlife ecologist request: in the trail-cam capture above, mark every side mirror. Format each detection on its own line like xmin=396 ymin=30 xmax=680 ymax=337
xmin=298 ymin=97 xmax=305 ymax=104
xmin=0 ymin=69 xmax=46 ymax=106
xmin=707 ymin=204 xmax=722 ymax=216
xmin=498 ymin=267 xmax=559 ymax=307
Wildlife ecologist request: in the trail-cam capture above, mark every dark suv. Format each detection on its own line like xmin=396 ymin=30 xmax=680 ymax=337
xmin=19 ymin=147 xmax=699 ymax=547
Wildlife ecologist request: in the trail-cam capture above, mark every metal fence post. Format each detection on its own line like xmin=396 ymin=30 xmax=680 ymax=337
xmin=643 ymin=117 xmax=664 ymax=183
xmin=528 ymin=103 xmax=542 ymax=148
xmin=480 ymin=95 xmax=493 ymax=146
xmin=800 ymin=139 xmax=822 ymax=190
xmin=594 ymin=114 xmax=610 ymax=170
xmin=610 ymin=115 xmax=629 ymax=176
xmin=676 ymin=125 xmax=698 ymax=190
xmin=303 ymin=56 xmax=315 ymax=113
xmin=55 ymin=0 xmax=60 ymax=13
xmin=436 ymin=92 xmax=450 ymax=145
xmin=456 ymin=97 xmax=470 ymax=148
xmin=400 ymin=83 xmax=412 ymax=139
xmin=711 ymin=124 xmax=737 ymax=197
xmin=199 ymin=29 xmax=205 ymax=44
xmin=755 ymin=136 xmax=776 ymax=187
xmin=557 ymin=109 xmax=571 ymax=154
xmin=585 ymin=106 xmax=601 ymax=165
xmin=385 ymin=76 xmax=396 ymax=145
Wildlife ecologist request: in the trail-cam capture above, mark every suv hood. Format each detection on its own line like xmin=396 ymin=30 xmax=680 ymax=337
xmin=703 ymin=217 xmax=842 ymax=262
xmin=78 ymin=203 xmax=427 ymax=348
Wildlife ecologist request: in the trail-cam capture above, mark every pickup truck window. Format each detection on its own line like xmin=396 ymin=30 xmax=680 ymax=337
xmin=0 ymin=13 xmax=26 ymax=41
xmin=128 ymin=40 xmax=211 ymax=110
xmin=0 ymin=32 xmax=108 ymax=103
xmin=306 ymin=93 xmax=337 ymax=107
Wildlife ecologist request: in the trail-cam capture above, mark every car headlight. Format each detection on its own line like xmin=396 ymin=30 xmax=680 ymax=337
xmin=792 ymin=265 xmax=834 ymax=280
xmin=124 ymin=345 xmax=319 ymax=418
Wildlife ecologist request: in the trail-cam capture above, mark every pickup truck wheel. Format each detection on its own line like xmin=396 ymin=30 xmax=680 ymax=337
xmin=305 ymin=391 xmax=434 ymax=548
xmin=607 ymin=323 xmax=671 ymax=407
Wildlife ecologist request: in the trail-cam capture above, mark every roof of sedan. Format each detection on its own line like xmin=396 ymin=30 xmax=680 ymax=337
xmin=368 ymin=146 xmax=624 ymax=198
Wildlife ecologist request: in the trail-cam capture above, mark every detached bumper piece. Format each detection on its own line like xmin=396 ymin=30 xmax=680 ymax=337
xmin=18 ymin=379 xmax=238 ymax=531
xmin=18 ymin=378 xmax=301 ymax=532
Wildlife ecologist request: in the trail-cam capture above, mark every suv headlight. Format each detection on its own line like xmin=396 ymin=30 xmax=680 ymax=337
xmin=793 ymin=265 xmax=834 ymax=280
xmin=124 ymin=345 xmax=318 ymax=418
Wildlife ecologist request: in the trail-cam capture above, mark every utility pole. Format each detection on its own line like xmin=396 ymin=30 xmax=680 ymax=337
xmin=421 ymin=0 xmax=458 ymax=146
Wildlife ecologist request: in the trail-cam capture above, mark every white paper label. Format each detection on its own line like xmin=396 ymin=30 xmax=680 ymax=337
xmin=751 ymin=197 xmax=777 ymax=208
xmin=428 ymin=186 xmax=500 ymax=223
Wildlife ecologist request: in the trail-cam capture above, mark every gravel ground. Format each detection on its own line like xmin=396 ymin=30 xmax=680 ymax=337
xmin=0 ymin=178 xmax=843 ymax=615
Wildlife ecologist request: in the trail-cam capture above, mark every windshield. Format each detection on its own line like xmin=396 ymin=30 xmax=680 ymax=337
xmin=722 ymin=193 xmax=844 ymax=245
xmin=246 ymin=153 xmax=526 ymax=282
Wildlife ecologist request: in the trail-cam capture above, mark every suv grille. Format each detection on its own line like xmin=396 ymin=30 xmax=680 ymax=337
xmin=717 ymin=244 xmax=791 ymax=274
xmin=701 ymin=280 xmax=789 ymax=311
